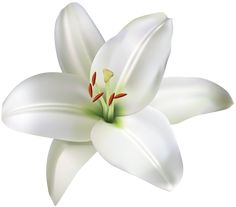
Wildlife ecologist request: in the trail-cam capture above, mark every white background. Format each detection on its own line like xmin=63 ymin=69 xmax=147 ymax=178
xmin=0 ymin=0 xmax=235 ymax=206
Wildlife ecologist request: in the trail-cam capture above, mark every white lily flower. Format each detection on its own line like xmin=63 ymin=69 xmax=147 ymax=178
xmin=2 ymin=2 xmax=233 ymax=205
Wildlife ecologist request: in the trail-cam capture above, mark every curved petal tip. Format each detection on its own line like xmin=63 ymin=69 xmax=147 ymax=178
xmin=47 ymin=140 xmax=96 ymax=205
xmin=152 ymin=77 xmax=234 ymax=124
xmin=91 ymin=107 xmax=183 ymax=190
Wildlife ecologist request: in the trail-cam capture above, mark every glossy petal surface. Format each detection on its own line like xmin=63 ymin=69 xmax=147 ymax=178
xmin=91 ymin=14 xmax=172 ymax=115
xmin=151 ymin=77 xmax=233 ymax=124
xmin=47 ymin=140 xmax=96 ymax=205
xmin=2 ymin=73 xmax=99 ymax=141
xmin=55 ymin=3 xmax=105 ymax=78
xmin=91 ymin=107 xmax=183 ymax=190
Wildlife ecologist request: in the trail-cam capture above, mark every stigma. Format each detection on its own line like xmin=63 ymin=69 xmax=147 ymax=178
xmin=87 ymin=69 xmax=127 ymax=122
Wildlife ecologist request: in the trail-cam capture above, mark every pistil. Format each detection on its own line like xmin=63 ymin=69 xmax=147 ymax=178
xmin=88 ymin=70 xmax=127 ymax=123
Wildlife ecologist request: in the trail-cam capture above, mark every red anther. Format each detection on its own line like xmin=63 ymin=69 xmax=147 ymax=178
xmin=92 ymin=92 xmax=104 ymax=102
xmin=92 ymin=72 xmax=96 ymax=86
xmin=88 ymin=83 xmax=93 ymax=97
xmin=108 ymin=93 xmax=115 ymax=106
xmin=114 ymin=93 xmax=127 ymax=99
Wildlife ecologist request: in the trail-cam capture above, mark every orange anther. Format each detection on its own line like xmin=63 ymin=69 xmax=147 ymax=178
xmin=114 ymin=93 xmax=127 ymax=99
xmin=92 ymin=92 xmax=104 ymax=102
xmin=88 ymin=83 xmax=93 ymax=97
xmin=108 ymin=93 xmax=115 ymax=106
xmin=92 ymin=72 xmax=96 ymax=86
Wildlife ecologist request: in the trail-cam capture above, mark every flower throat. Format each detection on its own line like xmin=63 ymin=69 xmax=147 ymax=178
xmin=87 ymin=69 xmax=127 ymax=123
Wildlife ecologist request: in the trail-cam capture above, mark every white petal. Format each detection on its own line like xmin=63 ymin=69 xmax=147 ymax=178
xmin=55 ymin=3 xmax=105 ymax=78
xmin=91 ymin=14 xmax=172 ymax=115
xmin=47 ymin=140 xmax=96 ymax=205
xmin=151 ymin=77 xmax=233 ymax=124
xmin=91 ymin=107 xmax=183 ymax=190
xmin=2 ymin=73 xmax=100 ymax=142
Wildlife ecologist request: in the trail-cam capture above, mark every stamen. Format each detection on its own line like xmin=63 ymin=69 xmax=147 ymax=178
xmin=88 ymin=69 xmax=127 ymax=123
xmin=103 ymin=69 xmax=114 ymax=83
xmin=114 ymin=93 xmax=127 ymax=99
xmin=108 ymin=93 xmax=115 ymax=106
xmin=88 ymin=83 xmax=93 ymax=97
xmin=92 ymin=72 xmax=96 ymax=86
xmin=92 ymin=92 xmax=104 ymax=102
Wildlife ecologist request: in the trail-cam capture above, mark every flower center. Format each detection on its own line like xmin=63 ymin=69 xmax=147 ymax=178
xmin=87 ymin=69 xmax=127 ymax=123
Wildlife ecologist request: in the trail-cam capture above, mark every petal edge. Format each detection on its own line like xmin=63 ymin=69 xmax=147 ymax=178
xmin=2 ymin=73 xmax=99 ymax=142
xmin=151 ymin=77 xmax=233 ymax=124
xmin=91 ymin=107 xmax=183 ymax=190
xmin=91 ymin=14 xmax=172 ymax=115
xmin=55 ymin=3 xmax=105 ymax=77
xmin=47 ymin=140 xmax=96 ymax=205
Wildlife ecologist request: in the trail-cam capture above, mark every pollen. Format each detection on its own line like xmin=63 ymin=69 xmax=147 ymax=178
xmin=108 ymin=93 xmax=115 ymax=106
xmin=114 ymin=93 xmax=127 ymax=99
xmin=88 ymin=83 xmax=93 ymax=97
xmin=92 ymin=92 xmax=104 ymax=102
xmin=91 ymin=72 xmax=96 ymax=86
xmin=87 ymin=69 xmax=127 ymax=123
